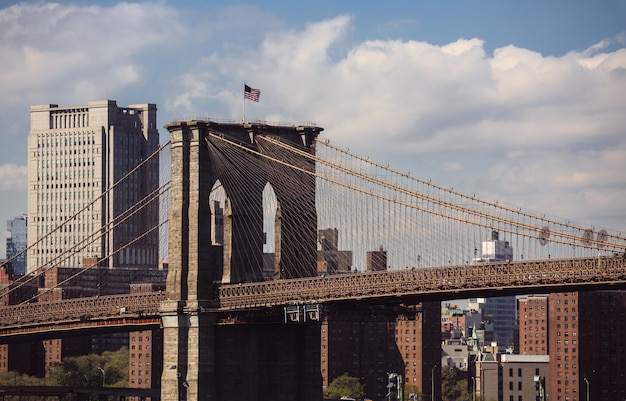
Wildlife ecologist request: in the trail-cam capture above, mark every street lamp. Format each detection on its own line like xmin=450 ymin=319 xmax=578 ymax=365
xmin=97 ymin=367 xmax=105 ymax=387
xmin=431 ymin=365 xmax=437 ymax=401
xmin=470 ymin=377 xmax=475 ymax=401
xmin=584 ymin=377 xmax=589 ymax=401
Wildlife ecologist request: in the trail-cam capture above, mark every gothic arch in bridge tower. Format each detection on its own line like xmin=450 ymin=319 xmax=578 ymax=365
xmin=207 ymin=179 xmax=284 ymax=283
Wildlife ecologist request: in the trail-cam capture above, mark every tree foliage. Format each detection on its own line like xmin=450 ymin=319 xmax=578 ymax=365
xmin=46 ymin=347 xmax=129 ymax=387
xmin=326 ymin=372 xmax=366 ymax=400
xmin=441 ymin=366 xmax=471 ymax=401
xmin=0 ymin=371 xmax=46 ymax=386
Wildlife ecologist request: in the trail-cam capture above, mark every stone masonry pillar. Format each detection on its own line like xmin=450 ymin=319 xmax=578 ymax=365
xmin=161 ymin=121 xmax=218 ymax=401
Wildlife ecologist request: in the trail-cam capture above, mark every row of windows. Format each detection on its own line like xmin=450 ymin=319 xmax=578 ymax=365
xmin=523 ymin=333 xmax=546 ymax=338
xmin=508 ymin=368 xmax=540 ymax=377
xmin=37 ymin=190 xmax=98 ymax=203
xmin=130 ymin=370 xmax=151 ymax=376
xmin=33 ymin=213 xmax=98 ymax=222
xmin=37 ymin=152 xmax=97 ymax=168
xmin=37 ymin=131 xmax=94 ymax=147
xmin=37 ymin=203 xmax=96 ymax=216
xmin=37 ymin=168 xmax=95 ymax=180
xmin=522 ymin=339 xmax=546 ymax=345
xmin=523 ymin=319 xmax=546 ymax=325
xmin=34 ymin=244 xmax=99 ymax=254
xmin=555 ymin=363 xmax=578 ymax=370
xmin=523 ymin=313 xmax=546 ymax=319
xmin=34 ymin=182 xmax=99 ymax=191
xmin=130 ymin=345 xmax=151 ymax=350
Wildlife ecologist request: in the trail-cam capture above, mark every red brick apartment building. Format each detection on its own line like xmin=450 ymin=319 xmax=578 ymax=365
xmin=321 ymin=302 xmax=440 ymax=401
xmin=520 ymin=291 xmax=626 ymax=401
xmin=129 ymin=283 xmax=163 ymax=401
xmin=518 ymin=295 xmax=549 ymax=355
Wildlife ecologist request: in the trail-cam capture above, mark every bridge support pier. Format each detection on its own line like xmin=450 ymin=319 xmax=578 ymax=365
xmin=161 ymin=300 xmax=321 ymax=401
xmin=161 ymin=301 xmax=218 ymax=401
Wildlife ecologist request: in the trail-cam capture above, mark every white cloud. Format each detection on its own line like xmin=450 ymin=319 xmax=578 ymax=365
xmin=0 ymin=164 xmax=27 ymax=191
xmin=165 ymin=16 xmax=626 ymax=231
xmin=440 ymin=162 xmax=463 ymax=172
xmin=0 ymin=2 xmax=185 ymax=108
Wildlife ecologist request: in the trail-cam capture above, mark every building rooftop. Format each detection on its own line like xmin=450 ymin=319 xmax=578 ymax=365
xmin=500 ymin=354 xmax=549 ymax=363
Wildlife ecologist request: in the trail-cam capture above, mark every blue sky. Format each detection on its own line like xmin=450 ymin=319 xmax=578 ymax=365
xmin=1 ymin=0 xmax=626 ymax=258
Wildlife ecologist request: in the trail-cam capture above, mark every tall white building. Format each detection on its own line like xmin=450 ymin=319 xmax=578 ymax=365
xmin=27 ymin=100 xmax=159 ymax=273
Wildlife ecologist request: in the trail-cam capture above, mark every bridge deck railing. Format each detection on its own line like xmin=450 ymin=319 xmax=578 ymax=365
xmin=217 ymin=255 xmax=626 ymax=309
xmin=1 ymin=255 xmax=625 ymax=330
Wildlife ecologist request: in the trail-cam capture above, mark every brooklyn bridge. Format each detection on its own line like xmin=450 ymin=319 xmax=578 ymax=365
xmin=1 ymin=119 xmax=625 ymax=401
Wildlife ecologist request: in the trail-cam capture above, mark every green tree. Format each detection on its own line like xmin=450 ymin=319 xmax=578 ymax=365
xmin=46 ymin=347 xmax=129 ymax=387
xmin=101 ymin=347 xmax=129 ymax=387
xmin=326 ymin=372 xmax=366 ymax=400
xmin=0 ymin=371 xmax=46 ymax=386
xmin=441 ymin=366 xmax=471 ymax=401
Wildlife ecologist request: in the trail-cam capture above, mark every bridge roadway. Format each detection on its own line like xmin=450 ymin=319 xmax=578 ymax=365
xmin=1 ymin=255 xmax=625 ymax=338
xmin=0 ymin=386 xmax=160 ymax=399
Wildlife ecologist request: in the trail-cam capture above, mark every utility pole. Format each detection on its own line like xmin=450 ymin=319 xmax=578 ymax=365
xmin=431 ymin=365 xmax=437 ymax=401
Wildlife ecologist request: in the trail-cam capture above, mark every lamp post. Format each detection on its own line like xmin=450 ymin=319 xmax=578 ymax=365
xmin=470 ymin=377 xmax=475 ymax=401
xmin=97 ymin=367 xmax=105 ymax=387
xmin=431 ymin=365 xmax=437 ymax=401
xmin=584 ymin=377 xmax=589 ymax=401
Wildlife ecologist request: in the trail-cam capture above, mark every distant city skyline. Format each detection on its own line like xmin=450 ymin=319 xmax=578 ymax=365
xmin=2 ymin=1 xmax=625 ymax=258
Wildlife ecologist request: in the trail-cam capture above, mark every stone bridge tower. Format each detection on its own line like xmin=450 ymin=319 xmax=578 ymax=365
xmin=160 ymin=120 xmax=323 ymax=401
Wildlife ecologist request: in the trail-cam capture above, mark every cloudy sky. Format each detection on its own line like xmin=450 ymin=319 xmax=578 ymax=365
xmin=1 ymin=0 xmax=625 ymax=258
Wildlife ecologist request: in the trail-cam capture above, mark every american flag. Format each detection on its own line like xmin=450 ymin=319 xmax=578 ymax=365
xmin=244 ymin=84 xmax=261 ymax=102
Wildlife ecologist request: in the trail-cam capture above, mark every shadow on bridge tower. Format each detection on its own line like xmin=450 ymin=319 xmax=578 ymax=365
xmin=160 ymin=120 xmax=323 ymax=401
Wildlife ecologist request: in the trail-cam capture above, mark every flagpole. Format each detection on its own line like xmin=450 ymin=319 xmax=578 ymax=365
xmin=242 ymin=85 xmax=246 ymax=123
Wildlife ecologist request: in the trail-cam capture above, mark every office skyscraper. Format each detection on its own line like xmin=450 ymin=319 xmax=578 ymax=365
xmin=474 ymin=230 xmax=516 ymax=351
xmin=27 ymin=100 xmax=159 ymax=273
xmin=6 ymin=214 xmax=28 ymax=275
